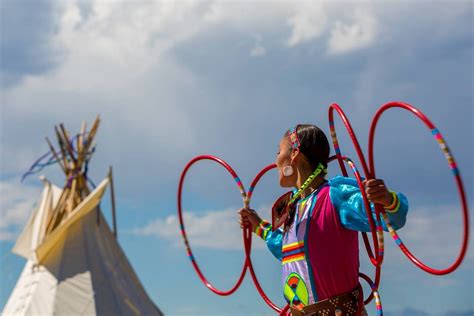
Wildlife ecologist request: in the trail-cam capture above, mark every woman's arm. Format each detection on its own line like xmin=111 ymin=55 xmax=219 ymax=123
xmin=239 ymin=208 xmax=283 ymax=261
xmin=329 ymin=176 xmax=409 ymax=232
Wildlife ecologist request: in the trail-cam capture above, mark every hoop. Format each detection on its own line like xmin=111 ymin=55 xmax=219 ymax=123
xmin=329 ymin=155 xmax=383 ymax=306
xmin=368 ymin=102 xmax=470 ymax=275
xmin=177 ymin=155 xmax=249 ymax=295
xmin=178 ymin=157 xmax=289 ymax=312
xmin=246 ymin=164 xmax=289 ymax=313
xmin=359 ymin=272 xmax=383 ymax=316
xmin=328 ymin=104 xmax=384 ymax=268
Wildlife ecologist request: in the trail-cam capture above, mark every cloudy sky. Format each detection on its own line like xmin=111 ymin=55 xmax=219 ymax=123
xmin=1 ymin=0 xmax=473 ymax=315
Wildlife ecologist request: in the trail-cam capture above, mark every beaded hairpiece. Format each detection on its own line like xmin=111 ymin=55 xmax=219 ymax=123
xmin=287 ymin=126 xmax=300 ymax=150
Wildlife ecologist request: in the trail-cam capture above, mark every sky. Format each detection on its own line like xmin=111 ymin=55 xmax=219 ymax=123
xmin=0 ymin=0 xmax=473 ymax=315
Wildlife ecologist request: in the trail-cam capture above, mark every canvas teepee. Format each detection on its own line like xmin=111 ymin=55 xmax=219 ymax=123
xmin=2 ymin=117 xmax=163 ymax=316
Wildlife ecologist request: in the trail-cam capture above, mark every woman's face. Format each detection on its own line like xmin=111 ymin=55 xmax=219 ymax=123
xmin=275 ymin=137 xmax=296 ymax=188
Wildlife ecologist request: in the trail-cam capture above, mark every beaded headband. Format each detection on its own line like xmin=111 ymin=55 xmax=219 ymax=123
xmin=287 ymin=126 xmax=300 ymax=150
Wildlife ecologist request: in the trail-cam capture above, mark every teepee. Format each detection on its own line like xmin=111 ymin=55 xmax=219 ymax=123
xmin=2 ymin=117 xmax=163 ymax=316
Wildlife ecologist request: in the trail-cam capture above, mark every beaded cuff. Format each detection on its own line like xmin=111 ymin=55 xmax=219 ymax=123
xmin=254 ymin=220 xmax=272 ymax=240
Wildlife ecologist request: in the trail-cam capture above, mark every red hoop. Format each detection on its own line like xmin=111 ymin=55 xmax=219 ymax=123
xmin=177 ymin=155 xmax=249 ymax=295
xmin=368 ymin=101 xmax=470 ymax=275
xmin=328 ymin=104 xmax=384 ymax=267
xmin=178 ymin=156 xmax=288 ymax=312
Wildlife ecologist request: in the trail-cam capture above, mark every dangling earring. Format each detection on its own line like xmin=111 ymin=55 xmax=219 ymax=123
xmin=282 ymin=165 xmax=294 ymax=176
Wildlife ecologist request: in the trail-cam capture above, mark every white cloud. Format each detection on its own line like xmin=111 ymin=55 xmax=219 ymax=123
xmin=135 ymin=201 xmax=473 ymax=271
xmin=1 ymin=0 xmax=215 ymax=172
xmin=285 ymin=2 xmax=378 ymax=53
xmin=0 ymin=0 xmax=387 ymax=174
xmin=327 ymin=8 xmax=377 ymax=55
xmin=0 ymin=180 xmax=41 ymax=241
xmin=361 ymin=203 xmax=474 ymax=279
xmin=396 ymin=203 xmax=473 ymax=263
xmin=133 ymin=207 xmax=268 ymax=250
xmin=286 ymin=2 xmax=328 ymax=47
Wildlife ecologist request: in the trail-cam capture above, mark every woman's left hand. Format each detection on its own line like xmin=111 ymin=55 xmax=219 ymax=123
xmin=362 ymin=179 xmax=393 ymax=207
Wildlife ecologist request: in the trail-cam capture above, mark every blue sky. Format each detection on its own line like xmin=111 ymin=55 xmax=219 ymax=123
xmin=1 ymin=1 xmax=473 ymax=315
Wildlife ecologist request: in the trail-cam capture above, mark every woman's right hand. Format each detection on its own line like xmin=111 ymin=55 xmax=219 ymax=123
xmin=238 ymin=208 xmax=262 ymax=231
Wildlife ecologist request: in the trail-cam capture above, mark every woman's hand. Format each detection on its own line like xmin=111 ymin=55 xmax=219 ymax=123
xmin=238 ymin=208 xmax=262 ymax=231
xmin=363 ymin=179 xmax=393 ymax=207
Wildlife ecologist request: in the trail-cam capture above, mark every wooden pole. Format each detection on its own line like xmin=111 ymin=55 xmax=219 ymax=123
xmin=54 ymin=126 xmax=70 ymax=172
xmin=67 ymin=177 xmax=77 ymax=214
xmin=43 ymin=118 xmax=101 ymax=234
xmin=83 ymin=116 xmax=100 ymax=154
xmin=45 ymin=186 xmax=69 ymax=234
xmin=78 ymin=122 xmax=86 ymax=153
xmin=76 ymin=122 xmax=87 ymax=167
xmin=59 ymin=124 xmax=77 ymax=166
xmin=109 ymin=166 xmax=118 ymax=238
xmin=45 ymin=137 xmax=66 ymax=174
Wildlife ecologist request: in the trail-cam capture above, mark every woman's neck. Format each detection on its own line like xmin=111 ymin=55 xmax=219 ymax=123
xmin=296 ymin=167 xmax=325 ymax=199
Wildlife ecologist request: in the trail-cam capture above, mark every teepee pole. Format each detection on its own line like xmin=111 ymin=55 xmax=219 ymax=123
xmin=59 ymin=124 xmax=77 ymax=166
xmin=43 ymin=117 xmax=102 ymax=235
xmin=84 ymin=116 xmax=100 ymax=154
xmin=54 ymin=126 xmax=70 ymax=172
xmin=108 ymin=166 xmax=118 ymax=238
xmin=78 ymin=122 xmax=86 ymax=153
xmin=45 ymin=137 xmax=66 ymax=174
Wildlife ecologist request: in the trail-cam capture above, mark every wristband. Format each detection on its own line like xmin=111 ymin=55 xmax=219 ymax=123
xmin=385 ymin=191 xmax=400 ymax=213
xmin=255 ymin=220 xmax=272 ymax=240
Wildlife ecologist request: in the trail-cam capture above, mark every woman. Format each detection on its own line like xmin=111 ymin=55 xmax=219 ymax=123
xmin=239 ymin=124 xmax=408 ymax=315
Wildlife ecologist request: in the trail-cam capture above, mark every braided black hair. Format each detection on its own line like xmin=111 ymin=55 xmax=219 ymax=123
xmin=283 ymin=124 xmax=330 ymax=232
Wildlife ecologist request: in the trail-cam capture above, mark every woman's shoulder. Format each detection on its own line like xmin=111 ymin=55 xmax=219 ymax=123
xmin=327 ymin=176 xmax=362 ymax=207
xmin=328 ymin=175 xmax=359 ymax=188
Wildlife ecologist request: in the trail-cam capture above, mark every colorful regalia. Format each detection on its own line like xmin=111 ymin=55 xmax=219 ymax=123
xmin=254 ymin=176 xmax=409 ymax=311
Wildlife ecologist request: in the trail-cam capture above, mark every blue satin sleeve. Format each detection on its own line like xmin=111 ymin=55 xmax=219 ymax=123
xmin=329 ymin=176 xmax=409 ymax=232
xmin=265 ymin=228 xmax=283 ymax=261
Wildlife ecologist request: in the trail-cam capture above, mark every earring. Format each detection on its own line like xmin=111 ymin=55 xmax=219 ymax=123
xmin=282 ymin=165 xmax=294 ymax=176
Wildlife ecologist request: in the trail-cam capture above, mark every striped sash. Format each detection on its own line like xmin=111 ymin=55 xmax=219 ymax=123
xmin=282 ymin=241 xmax=305 ymax=265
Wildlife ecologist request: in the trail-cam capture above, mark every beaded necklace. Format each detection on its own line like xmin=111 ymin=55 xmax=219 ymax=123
xmin=287 ymin=163 xmax=327 ymax=206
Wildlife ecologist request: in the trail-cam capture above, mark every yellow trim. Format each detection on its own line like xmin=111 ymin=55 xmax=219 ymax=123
xmin=282 ymin=254 xmax=305 ymax=265
xmin=283 ymin=240 xmax=304 ymax=251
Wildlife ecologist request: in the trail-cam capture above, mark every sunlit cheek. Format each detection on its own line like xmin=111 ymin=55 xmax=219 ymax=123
xmin=276 ymin=154 xmax=282 ymax=167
